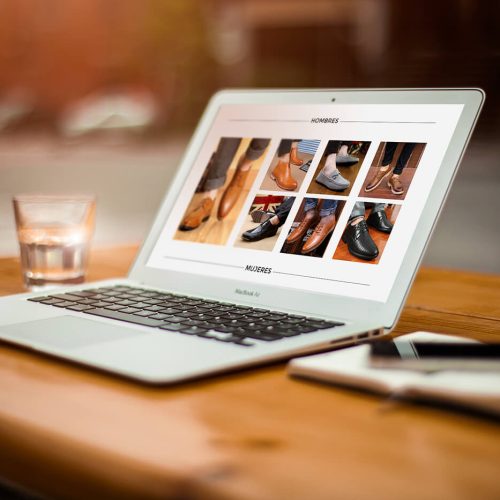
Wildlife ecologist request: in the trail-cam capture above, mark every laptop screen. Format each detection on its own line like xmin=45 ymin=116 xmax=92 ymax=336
xmin=146 ymin=103 xmax=463 ymax=302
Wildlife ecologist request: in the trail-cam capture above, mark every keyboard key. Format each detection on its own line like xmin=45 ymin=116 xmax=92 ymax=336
xmin=116 ymin=299 xmax=136 ymax=306
xmin=159 ymin=322 xmax=185 ymax=331
xmin=176 ymin=311 xmax=194 ymax=318
xmin=199 ymin=321 xmax=219 ymax=329
xmin=201 ymin=311 xmax=224 ymax=318
xmin=104 ymin=304 xmax=125 ymax=311
xmin=87 ymin=301 xmax=110 ymax=308
xmin=28 ymin=296 xmax=50 ymax=302
xmin=266 ymin=313 xmax=287 ymax=320
xmin=232 ymin=305 xmax=254 ymax=312
xmin=159 ymin=307 xmax=182 ymax=315
xmin=145 ymin=305 xmax=164 ymax=312
xmin=271 ymin=327 xmax=301 ymax=337
xmin=100 ymin=297 xmax=123 ymax=303
xmin=67 ymin=304 xmax=95 ymax=311
xmin=51 ymin=301 xmax=76 ymax=308
xmin=283 ymin=318 xmax=305 ymax=324
xmin=158 ymin=300 xmax=179 ymax=308
xmin=180 ymin=326 xmax=208 ymax=336
xmin=227 ymin=312 xmax=247 ymax=318
xmin=133 ymin=310 xmax=157 ymax=317
xmin=118 ymin=307 xmax=141 ymax=314
xmin=225 ymin=319 xmax=248 ymax=328
xmin=191 ymin=313 xmax=213 ymax=322
xmin=163 ymin=315 xmax=186 ymax=323
xmin=147 ymin=313 xmax=169 ymax=320
xmin=84 ymin=308 xmax=165 ymax=327
xmin=129 ymin=302 xmax=152 ymax=309
xmin=241 ymin=330 xmax=281 ymax=341
xmin=49 ymin=293 xmax=82 ymax=302
xmin=213 ymin=325 xmax=238 ymax=334
xmin=164 ymin=297 xmax=184 ymax=303
xmin=88 ymin=294 xmax=109 ymax=300
xmin=237 ymin=317 xmax=258 ymax=324
xmin=38 ymin=298 xmax=64 ymax=305
xmin=144 ymin=298 xmax=163 ymax=305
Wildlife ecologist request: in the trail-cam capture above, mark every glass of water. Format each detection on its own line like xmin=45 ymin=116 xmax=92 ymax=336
xmin=13 ymin=194 xmax=96 ymax=291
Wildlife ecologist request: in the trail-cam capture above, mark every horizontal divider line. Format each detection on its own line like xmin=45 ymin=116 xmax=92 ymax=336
xmin=273 ymin=271 xmax=370 ymax=286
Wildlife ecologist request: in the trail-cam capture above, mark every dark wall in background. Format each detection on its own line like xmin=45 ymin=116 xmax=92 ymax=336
xmin=0 ymin=0 xmax=498 ymax=137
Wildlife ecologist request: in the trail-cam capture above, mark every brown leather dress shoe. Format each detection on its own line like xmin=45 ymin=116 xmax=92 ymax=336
xmin=271 ymin=161 xmax=298 ymax=191
xmin=217 ymin=168 xmax=250 ymax=219
xmin=301 ymin=214 xmax=336 ymax=254
xmin=364 ymin=167 xmax=392 ymax=192
xmin=179 ymin=197 xmax=214 ymax=231
xmin=290 ymin=146 xmax=303 ymax=166
xmin=387 ymin=174 xmax=404 ymax=195
xmin=286 ymin=210 xmax=320 ymax=244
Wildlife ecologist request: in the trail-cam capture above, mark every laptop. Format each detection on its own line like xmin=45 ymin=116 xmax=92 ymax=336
xmin=0 ymin=89 xmax=484 ymax=384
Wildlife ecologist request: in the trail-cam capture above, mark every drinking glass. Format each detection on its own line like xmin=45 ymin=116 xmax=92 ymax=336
xmin=12 ymin=194 xmax=96 ymax=291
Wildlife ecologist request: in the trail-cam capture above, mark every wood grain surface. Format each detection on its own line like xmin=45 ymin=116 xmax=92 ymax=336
xmin=0 ymin=246 xmax=499 ymax=500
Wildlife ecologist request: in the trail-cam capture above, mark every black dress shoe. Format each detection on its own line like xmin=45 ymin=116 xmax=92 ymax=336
xmin=367 ymin=210 xmax=393 ymax=233
xmin=342 ymin=219 xmax=379 ymax=260
xmin=242 ymin=219 xmax=279 ymax=242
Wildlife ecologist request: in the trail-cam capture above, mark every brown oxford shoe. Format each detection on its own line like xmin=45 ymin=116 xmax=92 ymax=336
xmin=301 ymin=214 xmax=336 ymax=254
xmin=387 ymin=173 xmax=405 ymax=195
xmin=286 ymin=210 xmax=320 ymax=244
xmin=364 ymin=167 xmax=392 ymax=192
xmin=270 ymin=161 xmax=298 ymax=191
xmin=290 ymin=145 xmax=303 ymax=166
xmin=179 ymin=197 xmax=214 ymax=231
xmin=217 ymin=167 xmax=250 ymax=220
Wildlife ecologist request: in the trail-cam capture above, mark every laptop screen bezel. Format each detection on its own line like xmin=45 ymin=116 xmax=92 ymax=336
xmin=128 ymin=88 xmax=484 ymax=328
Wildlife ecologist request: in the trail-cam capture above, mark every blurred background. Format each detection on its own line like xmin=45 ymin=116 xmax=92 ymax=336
xmin=0 ymin=0 xmax=498 ymax=272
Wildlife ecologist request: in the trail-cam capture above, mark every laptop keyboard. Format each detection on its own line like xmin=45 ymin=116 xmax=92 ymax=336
xmin=28 ymin=285 xmax=344 ymax=347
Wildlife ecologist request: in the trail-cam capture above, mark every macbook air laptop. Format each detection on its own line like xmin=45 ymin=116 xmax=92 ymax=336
xmin=0 ymin=89 xmax=484 ymax=383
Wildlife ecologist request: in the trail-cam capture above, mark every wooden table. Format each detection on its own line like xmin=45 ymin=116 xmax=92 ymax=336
xmin=0 ymin=246 xmax=499 ymax=500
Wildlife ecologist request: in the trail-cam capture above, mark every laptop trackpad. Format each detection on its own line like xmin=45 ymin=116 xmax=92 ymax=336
xmin=0 ymin=316 xmax=144 ymax=350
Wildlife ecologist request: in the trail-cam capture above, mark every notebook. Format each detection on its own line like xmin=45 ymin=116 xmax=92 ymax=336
xmin=289 ymin=332 xmax=500 ymax=417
